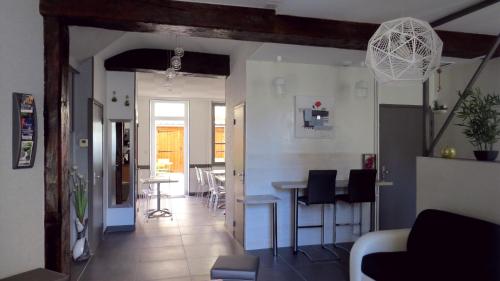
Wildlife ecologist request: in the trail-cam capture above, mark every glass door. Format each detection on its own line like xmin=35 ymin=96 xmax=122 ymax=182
xmin=150 ymin=100 xmax=188 ymax=196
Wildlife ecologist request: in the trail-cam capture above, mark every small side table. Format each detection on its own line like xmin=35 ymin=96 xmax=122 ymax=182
xmin=237 ymin=195 xmax=280 ymax=256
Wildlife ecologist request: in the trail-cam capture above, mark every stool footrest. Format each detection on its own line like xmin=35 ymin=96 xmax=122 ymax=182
xmin=298 ymin=224 xmax=323 ymax=229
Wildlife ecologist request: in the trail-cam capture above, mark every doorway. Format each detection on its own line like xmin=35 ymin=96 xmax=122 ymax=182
xmin=88 ymin=100 xmax=104 ymax=253
xmin=151 ymin=100 xmax=189 ymax=196
xmin=379 ymin=105 xmax=423 ymax=230
xmin=156 ymin=126 xmax=184 ymax=173
xmin=233 ymin=104 xmax=245 ymax=245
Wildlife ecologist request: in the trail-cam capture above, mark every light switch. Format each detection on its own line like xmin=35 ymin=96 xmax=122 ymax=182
xmin=79 ymin=139 xmax=88 ymax=147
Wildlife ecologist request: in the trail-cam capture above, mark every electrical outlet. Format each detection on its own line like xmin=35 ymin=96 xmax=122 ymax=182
xmin=79 ymin=138 xmax=89 ymax=147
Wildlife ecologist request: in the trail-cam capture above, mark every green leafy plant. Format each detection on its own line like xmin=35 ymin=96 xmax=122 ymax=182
xmin=70 ymin=166 xmax=88 ymax=224
xmin=456 ymin=88 xmax=500 ymax=151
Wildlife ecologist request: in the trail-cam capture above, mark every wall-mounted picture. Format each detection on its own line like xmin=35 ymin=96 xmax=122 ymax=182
xmin=18 ymin=141 xmax=34 ymax=167
xmin=20 ymin=95 xmax=34 ymax=113
xmin=295 ymin=96 xmax=334 ymax=138
xmin=362 ymin=153 xmax=377 ymax=169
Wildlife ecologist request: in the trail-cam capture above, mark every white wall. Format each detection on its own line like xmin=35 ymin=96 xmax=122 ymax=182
xmin=378 ymin=80 xmax=423 ymax=105
xmin=224 ymin=43 xmax=262 ymax=236
xmin=0 ymin=0 xmax=44 ymax=277
xmin=70 ymin=58 xmax=93 ymax=249
xmin=244 ymin=60 xmax=376 ymax=249
xmin=417 ymin=157 xmax=500 ymax=225
xmin=433 ymin=58 xmax=500 ymax=159
xmin=105 ymin=71 xmax=136 ymax=227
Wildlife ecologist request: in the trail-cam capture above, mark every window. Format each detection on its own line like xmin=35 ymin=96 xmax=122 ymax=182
xmin=154 ymin=102 xmax=185 ymax=118
xmin=213 ymin=103 xmax=226 ymax=163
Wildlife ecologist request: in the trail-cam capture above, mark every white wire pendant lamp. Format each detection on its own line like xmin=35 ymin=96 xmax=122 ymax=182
xmin=366 ymin=17 xmax=443 ymax=83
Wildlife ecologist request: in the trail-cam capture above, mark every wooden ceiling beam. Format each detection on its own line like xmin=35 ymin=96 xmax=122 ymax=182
xmin=40 ymin=0 xmax=500 ymax=58
xmin=104 ymin=49 xmax=230 ymax=76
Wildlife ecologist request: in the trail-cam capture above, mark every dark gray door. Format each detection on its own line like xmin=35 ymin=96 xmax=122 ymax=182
xmin=379 ymin=105 xmax=423 ymax=230
xmin=88 ymin=99 xmax=104 ymax=253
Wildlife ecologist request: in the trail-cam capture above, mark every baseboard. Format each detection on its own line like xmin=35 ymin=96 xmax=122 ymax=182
xmin=105 ymin=225 xmax=135 ymax=233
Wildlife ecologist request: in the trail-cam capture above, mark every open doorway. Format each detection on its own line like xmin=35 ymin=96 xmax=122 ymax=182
xmin=150 ymin=100 xmax=188 ymax=197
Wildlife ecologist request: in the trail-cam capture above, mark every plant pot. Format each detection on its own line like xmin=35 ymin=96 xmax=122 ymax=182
xmin=473 ymin=150 xmax=499 ymax=161
xmin=72 ymin=219 xmax=90 ymax=262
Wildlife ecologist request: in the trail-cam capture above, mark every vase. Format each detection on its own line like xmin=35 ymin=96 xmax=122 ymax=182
xmin=473 ymin=150 xmax=498 ymax=162
xmin=72 ymin=219 xmax=90 ymax=262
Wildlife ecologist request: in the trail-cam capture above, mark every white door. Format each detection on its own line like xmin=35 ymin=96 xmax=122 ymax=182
xmin=233 ymin=104 xmax=245 ymax=245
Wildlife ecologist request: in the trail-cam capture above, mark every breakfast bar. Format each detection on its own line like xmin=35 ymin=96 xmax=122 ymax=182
xmin=273 ymin=179 xmax=392 ymax=253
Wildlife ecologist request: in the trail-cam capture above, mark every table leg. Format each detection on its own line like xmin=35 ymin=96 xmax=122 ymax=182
xmin=272 ymin=202 xmax=278 ymax=257
xmin=292 ymin=188 xmax=298 ymax=254
xmin=157 ymin=182 xmax=161 ymax=211
xmin=374 ymin=185 xmax=380 ymax=231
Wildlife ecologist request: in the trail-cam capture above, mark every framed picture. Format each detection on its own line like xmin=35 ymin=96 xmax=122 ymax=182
xmin=295 ymin=95 xmax=334 ymax=138
xmin=362 ymin=153 xmax=377 ymax=169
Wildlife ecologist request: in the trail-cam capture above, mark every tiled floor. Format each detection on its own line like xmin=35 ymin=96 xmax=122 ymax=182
xmin=78 ymin=197 xmax=349 ymax=281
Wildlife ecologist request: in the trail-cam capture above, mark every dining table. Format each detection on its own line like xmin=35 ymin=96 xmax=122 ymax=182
xmin=141 ymin=177 xmax=179 ymax=218
xmin=272 ymin=179 xmax=393 ymax=253
xmin=211 ymin=169 xmax=226 ymax=175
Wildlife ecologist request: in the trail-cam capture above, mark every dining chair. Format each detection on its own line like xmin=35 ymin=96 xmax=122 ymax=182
xmin=209 ymin=172 xmax=226 ymax=214
xmin=194 ymin=167 xmax=205 ymax=200
xmin=297 ymin=170 xmax=339 ymax=261
xmin=334 ymin=169 xmax=377 ymax=245
xmin=205 ymin=170 xmax=216 ymax=208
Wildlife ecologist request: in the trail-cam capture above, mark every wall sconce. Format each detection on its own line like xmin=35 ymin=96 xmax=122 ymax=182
xmin=273 ymin=77 xmax=286 ymax=96
xmin=111 ymin=91 xmax=117 ymax=102
xmin=354 ymin=80 xmax=369 ymax=97
xmin=124 ymin=95 xmax=130 ymax=107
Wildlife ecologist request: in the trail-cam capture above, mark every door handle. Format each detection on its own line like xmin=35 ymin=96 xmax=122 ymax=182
xmin=93 ymin=172 xmax=101 ymax=185
xmin=381 ymin=165 xmax=390 ymax=180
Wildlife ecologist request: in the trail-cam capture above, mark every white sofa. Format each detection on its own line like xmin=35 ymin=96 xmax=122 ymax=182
xmin=349 ymin=228 xmax=411 ymax=281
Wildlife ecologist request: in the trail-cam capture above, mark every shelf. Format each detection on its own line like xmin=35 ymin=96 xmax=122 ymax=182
xmin=432 ymin=109 xmax=448 ymax=114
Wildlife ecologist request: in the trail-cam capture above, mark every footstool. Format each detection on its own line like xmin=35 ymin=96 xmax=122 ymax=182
xmin=210 ymin=255 xmax=260 ymax=281
xmin=1 ymin=268 xmax=68 ymax=281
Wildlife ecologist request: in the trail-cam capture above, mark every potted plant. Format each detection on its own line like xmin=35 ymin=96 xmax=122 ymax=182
xmin=456 ymin=88 xmax=500 ymax=161
xmin=70 ymin=166 xmax=90 ymax=261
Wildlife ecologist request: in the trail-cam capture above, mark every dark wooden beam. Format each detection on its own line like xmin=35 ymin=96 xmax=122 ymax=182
xmin=39 ymin=0 xmax=500 ymax=59
xmin=431 ymin=0 xmax=500 ymax=27
xmin=105 ymin=49 xmax=230 ymax=76
xmin=43 ymin=16 xmax=71 ymax=274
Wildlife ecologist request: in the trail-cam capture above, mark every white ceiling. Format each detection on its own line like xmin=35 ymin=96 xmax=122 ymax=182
xmin=70 ymin=29 xmax=246 ymax=64
xmin=250 ymin=43 xmax=367 ymax=66
xmin=249 ymin=43 xmax=468 ymax=67
xmin=69 ymin=26 xmax=125 ymax=64
xmin=68 ymin=0 xmax=499 ymax=69
xmin=179 ymin=0 xmax=500 ymax=35
xmin=136 ymin=72 xmax=226 ymax=100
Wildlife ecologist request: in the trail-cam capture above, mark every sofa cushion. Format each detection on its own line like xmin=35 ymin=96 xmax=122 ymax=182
xmin=407 ymin=209 xmax=500 ymax=280
xmin=362 ymin=251 xmax=418 ymax=281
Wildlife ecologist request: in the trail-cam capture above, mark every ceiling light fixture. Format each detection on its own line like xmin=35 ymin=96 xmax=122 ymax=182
xmin=166 ymin=67 xmax=176 ymax=80
xmin=165 ymin=35 xmax=185 ymax=80
xmin=171 ymin=55 xmax=182 ymax=71
xmin=366 ymin=17 xmax=443 ymax=83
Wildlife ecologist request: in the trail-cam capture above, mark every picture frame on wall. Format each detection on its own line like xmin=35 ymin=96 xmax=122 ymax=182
xmin=362 ymin=153 xmax=377 ymax=169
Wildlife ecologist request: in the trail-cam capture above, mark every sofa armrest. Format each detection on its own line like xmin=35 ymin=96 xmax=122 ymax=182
xmin=350 ymin=228 xmax=411 ymax=281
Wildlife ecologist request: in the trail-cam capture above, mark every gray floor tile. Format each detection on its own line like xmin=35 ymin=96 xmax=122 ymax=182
xmin=78 ymin=197 xmax=349 ymax=281
xmin=186 ymin=257 xmax=218 ymax=276
xmin=136 ymin=246 xmax=186 ymax=262
xmin=136 ymin=259 xmax=190 ymax=280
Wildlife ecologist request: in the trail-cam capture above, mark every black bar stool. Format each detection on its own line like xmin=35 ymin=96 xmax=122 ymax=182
xmin=297 ymin=170 xmax=339 ymax=261
xmin=334 ymin=169 xmax=377 ymax=246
